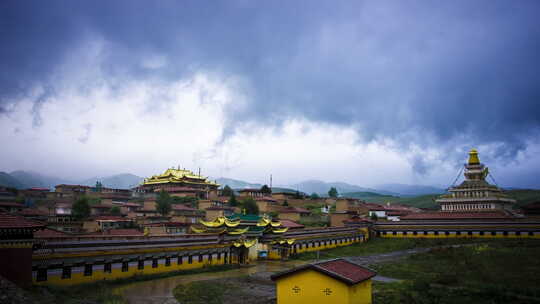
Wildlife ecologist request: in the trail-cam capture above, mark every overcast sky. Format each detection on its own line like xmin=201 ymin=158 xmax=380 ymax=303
xmin=1 ymin=1 xmax=540 ymax=188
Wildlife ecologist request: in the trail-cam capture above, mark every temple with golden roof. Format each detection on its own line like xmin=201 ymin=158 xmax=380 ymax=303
xmin=137 ymin=167 xmax=219 ymax=199
xmin=436 ymin=149 xmax=516 ymax=212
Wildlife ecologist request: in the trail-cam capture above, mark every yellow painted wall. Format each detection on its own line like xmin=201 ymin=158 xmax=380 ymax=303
xmin=275 ymin=269 xmax=371 ymax=304
xmin=379 ymin=231 xmax=540 ymax=239
xmin=33 ymin=253 xmax=229 ymax=286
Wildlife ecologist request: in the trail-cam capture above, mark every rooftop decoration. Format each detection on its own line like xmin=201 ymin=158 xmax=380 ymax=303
xmin=142 ymin=168 xmax=219 ymax=186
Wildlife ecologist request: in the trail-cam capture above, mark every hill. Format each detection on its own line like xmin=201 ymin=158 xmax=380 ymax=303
xmin=291 ymin=180 xmax=398 ymax=196
xmin=79 ymin=173 xmax=143 ymax=189
xmin=0 ymin=172 xmax=25 ymax=188
xmin=375 ymin=183 xmax=446 ymax=196
xmin=9 ymin=170 xmax=70 ymax=190
xmin=215 ymin=177 xmax=263 ymax=189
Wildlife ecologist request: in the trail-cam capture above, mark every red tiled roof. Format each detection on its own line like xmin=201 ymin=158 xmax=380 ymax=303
xmin=93 ymin=215 xmax=132 ymax=221
xmin=364 ymin=203 xmax=386 ymax=211
xmin=17 ymin=208 xmax=49 ymax=216
xmin=143 ymin=221 xmax=189 ymax=227
xmin=279 ymin=219 xmax=305 ymax=228
xmin=55 ymin=202 xmax=72 ymax=208
xmin=172 ymin=204 xmax=197 ymax=211
xmin=27 ymin=187 xmax=50 ymax=191
xmin=280 ymin=207 xmax=310 ymax=214
xmin=271 ymin=258 xmax=376 ymax=285
xmin=0 ymin=202 xmax=24 ymax=208
xmin=206 ymin=206 xmax=235 ymax=211
xmin=0 ymin=212 xmax=46 ymax=229
xmin=34 ymin=227 xmax=68 ymax=238
xmin=400 ymin=211 xmax=511 ymax=220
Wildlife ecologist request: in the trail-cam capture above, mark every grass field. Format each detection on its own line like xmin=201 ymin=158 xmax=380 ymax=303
xmin=372 ymin=240 xmax=540 ymax=303
xmin=292 ymin=237 xmax=498 ymax=260
xmin=344 ymin=189 xmax=540 ymax=209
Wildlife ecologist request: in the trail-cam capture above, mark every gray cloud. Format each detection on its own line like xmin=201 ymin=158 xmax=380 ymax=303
xmin=1 ymin=0 xmax=540 ymax=180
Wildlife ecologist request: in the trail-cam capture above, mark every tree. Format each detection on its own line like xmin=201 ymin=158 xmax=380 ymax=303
xmin=171 ymin=196 xmax=198 ymax=208
xmin=110 ymin=206 xmax=121 ymax=216
xmin=95 ymin=181 xmax=103 ymax=192
xmin=222 ymin=185 xmax=234 ymax=197
xmin=260 ymin=184 xmax=272 ymax=195
xmin=240 ymin=197 xmax=259 ymax=215
xmin=282 ymin=200 xmax=289 ymax=206
xmin=370 ymin=213 xmax=378 ymax=221
xmin=72 ymin=196 xmax=91 ymax=220
xmin=229 ymin=194 xmax=238 ymax=207
xmin=328 ymin=187 xmax=338 ymax=198
xmin=156 ymin=190 xmax=172 ymax=216
xmin=310 ymin=192 xmax=320 ymax=200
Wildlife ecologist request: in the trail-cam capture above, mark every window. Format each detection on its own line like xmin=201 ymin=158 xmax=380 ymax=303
xmin=62 ymin=266 xmax=71 ymax=279
xmin=445 ymin=231 xmax=449 ymax=236
xmin=198 ymin=255 xmax=203 ymax=262
xmin=434 ymin=231 xmax=439 ymax=236
xmin=423 ymin=231 xmax=428 ymax=235
xmin=467 ymin=231 xmax=472 ymax=236
xmin=122 ymin=262 xmax=129 ymax=272
xmin=84 ymin=264 xmax=92 ymax=276
xmin=165 ymin=258 xmax=171 ymax=267
xmin=188 ymin=255 xmax=193 ymax=264
xmin=152 ymin=259 xmax=158 ymax=268
xmin=456 ymin=231 xmax=461 ymax=236
xmin=479 ymin=231 xmax=484 ymax=236
xmin=177 ymin=256 xmax=183 ymax=265
xmin=37 ymin=268 xmax=47 ymax=282
xmin=529 ymin=232 xmax=534 ymax=236
xmin=392 ymin=231 xmax=397 ymax=235
xmin=138 ymin=260 xmax=144 ymax=270
xmin=413 ymin=231 xmax=418 ymax=235
xmin=104 ymin=263 xmax=112 ymax=273
xmin=516 ymin=231 xmax=521 ymax=236
xmin=503 ymin=231 xmax=508 ymax=236
xmin=208 ymin=254 xmax=212 ymax=262
xmin=217 ymin=253 xmax=221 ymax=260
xmin=491 ymin=231 xmax=496 ymax=236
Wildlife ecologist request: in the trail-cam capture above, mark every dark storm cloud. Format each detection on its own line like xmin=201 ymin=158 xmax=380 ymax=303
xmin=2 ymin=0 xmax=540 ymax=172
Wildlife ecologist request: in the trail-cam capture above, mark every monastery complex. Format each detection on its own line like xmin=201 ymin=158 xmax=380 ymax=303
xmin=0 ymin=149 xmax=539 ymax=292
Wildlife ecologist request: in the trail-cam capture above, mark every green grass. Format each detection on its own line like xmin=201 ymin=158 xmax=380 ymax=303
xmin=291 ymin=237 xmax=500 ymax=260
xmin=372 ymin=240 xmax=540 ymax=303
xmin=173 ymin=281 xmax=231 ymax=304
xmin=345 ymin=189 xmax=540 ymax=209
xmin=28 ymin=264 xmax=239 ymax=304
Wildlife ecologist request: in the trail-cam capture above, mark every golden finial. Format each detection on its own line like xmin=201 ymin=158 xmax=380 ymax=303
xmin=468 ymin=149 xmax=480 ymax=165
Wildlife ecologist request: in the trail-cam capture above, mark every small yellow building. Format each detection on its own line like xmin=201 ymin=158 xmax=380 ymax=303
xmin=271 ymin=258 xmax=376 ymax=304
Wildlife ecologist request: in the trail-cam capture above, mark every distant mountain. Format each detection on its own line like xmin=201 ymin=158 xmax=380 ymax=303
xmin=0 ymin=172 xmax=25 ymax=188
xmin=375 ymin=183 xmax=445 ymax=196
xmin=215 ymin=177 xmax=263 ymax=189
xmin=290 ymin=180 xmax=398 ymax=196
xmin=79 ymin=173 xmax=144 ymax=189
xmin=342 ymin=191 xmax=396 ymax=199
xmin=9 ymin=170 xmax=70 ymax=190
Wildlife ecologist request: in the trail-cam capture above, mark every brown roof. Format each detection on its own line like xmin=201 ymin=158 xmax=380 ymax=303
xmin=34 ymin=227 xmax=68 ymax=238
xmin=17 ymin=208 xmax=49 ymax=216
xmin=364 ymin=203 xmax=386 ymax=211
xmin=206 ymin=206 xmax=235 ymax=211
xmin=0 ymin=202 xmax=24 ymax=208
xmin=271 ymin=258 xmax=376 ymax=285
xmin=172 ymin=204 xmax=197 ymax=211
xmin=0 ymin=212 xmax=46 ymax=229
xmin=280 ymin=207 xmax=310 ymax=214
xmin=93 ymin=215 xmax=131 ymax=221
xmin=400 ymin=211 xmax=511 ymax=220
xmin=279 ymin=219 xmax=305 ymax=228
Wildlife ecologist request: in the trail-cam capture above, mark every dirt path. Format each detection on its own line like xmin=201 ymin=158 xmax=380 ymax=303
xmin=120 ymin=244 xmax=471 ymax=304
